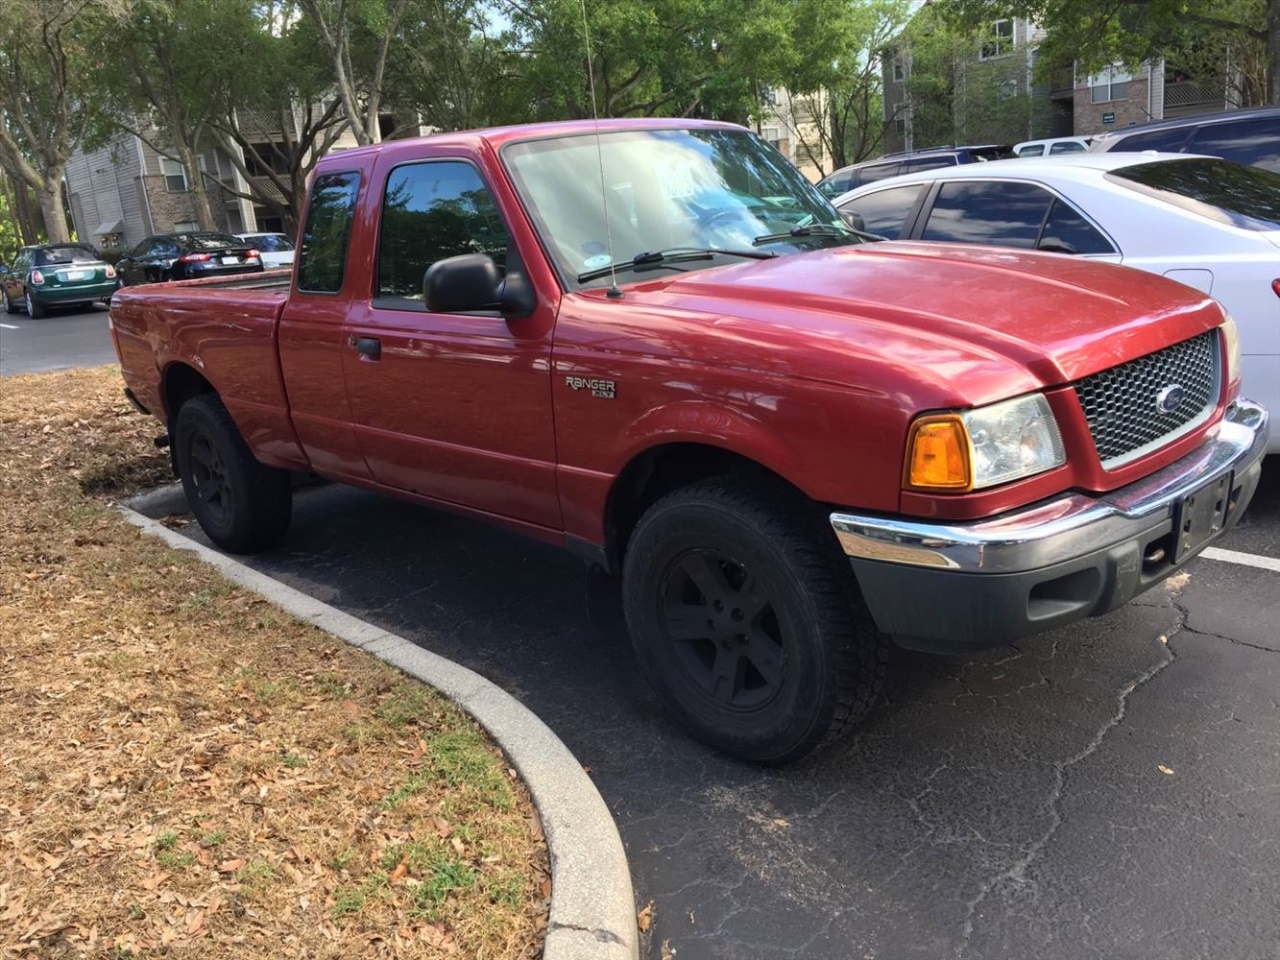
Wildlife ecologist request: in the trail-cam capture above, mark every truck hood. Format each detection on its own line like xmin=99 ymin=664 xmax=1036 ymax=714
xmin=624 ymin=241 xmax=1225 ymax=406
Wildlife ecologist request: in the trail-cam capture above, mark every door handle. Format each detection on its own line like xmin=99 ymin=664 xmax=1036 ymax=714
xmin=351 ymin=336 xmax=381 ymax=360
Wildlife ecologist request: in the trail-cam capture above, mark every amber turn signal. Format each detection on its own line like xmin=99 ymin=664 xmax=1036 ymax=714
xmin=904 ymin=416 xmax=972 ymax=491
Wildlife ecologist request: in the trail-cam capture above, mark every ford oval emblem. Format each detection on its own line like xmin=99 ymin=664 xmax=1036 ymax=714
xmin=1156 ymin=384 xmax=1185 ymax=414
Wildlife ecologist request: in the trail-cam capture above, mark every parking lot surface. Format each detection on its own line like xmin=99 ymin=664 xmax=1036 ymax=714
xmin=148 ymin=464 xmax=1280 ymax=960
xmin=0 ymin=304 xmax=117 ymax=377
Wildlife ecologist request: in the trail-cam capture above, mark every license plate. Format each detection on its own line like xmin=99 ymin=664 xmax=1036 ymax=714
xmin=63 ymin=270 xmax=91 ymax=281
xmin=221 ymin=256 xmax=239 ymax=265
xmin=1173 ymin=472 xmax=1232 ymax=562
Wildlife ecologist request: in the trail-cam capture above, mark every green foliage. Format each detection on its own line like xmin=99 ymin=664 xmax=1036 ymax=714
xmin=936 ymin=0 xmax=1275 ymax=106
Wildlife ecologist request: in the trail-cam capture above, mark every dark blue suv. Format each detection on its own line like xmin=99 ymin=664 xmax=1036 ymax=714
xmin=1089 ymin=107 xmax=1279 ymax=173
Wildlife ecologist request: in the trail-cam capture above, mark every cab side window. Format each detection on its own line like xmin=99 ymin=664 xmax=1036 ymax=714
xmin=921 ymin=181 xmax=1053 ymax=247
xmin=297 ymin=172 xmax=362 ymax=294
xmin=376 ymin=160 xmax=511 ymax=306
xmin=838 ymin=184 xmax=927 ymax=240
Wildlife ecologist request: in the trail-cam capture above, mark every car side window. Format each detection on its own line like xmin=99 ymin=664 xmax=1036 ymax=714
xmin=819 ymin=173 xmax=851 ymax=198
xmin=297 ymin=171 xmax=362 ymax=294
xmin=1048 ymin=141 xmax=1086 ymax=155
xmin=921 ymin=181 xmax=1053 ymax=247
xmin=1040 ymin=198 xmax=1115 ymax=254
xmin=376 ymin=160 xmax=510 ymax=306
xmin=838 ymin=184 xmax=927 ymax=240
xmin=1188 ymin=119 xmax=1280 ymax=173
xmin=855 ymin=162 xmax=902 ymax=186
xmin=902 ymin=157 xmax=956 ymax=174
xmin=1020 ymin=144 xmax=1045 ymax=157
xmin=1111 ymin=129 xmax=1191 ymax=152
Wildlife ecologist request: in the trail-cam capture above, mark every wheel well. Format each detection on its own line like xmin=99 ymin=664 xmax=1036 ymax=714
xmin=163 ymin=363 xmax=215 ymax=425
xmin=605 ymin=443 xmax=805 ymax=572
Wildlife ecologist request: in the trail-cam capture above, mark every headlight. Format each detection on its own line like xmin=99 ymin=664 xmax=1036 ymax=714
xmin=905 ymin=394 xmax=1066 ymax=492
xmin=1221 ymin=316 xmax=1241 ymax=385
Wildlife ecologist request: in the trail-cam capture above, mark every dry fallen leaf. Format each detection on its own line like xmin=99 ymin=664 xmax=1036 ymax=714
xmin=662 ymin=938 xmax=677 ymax=960
xmin=637 ymin=902 xmax=654 ymax=933
xmin=1158 ymin=764 xmax=1175 ymax=775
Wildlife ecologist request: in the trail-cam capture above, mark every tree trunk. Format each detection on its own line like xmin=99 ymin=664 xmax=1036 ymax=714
xmin=178 ymin=143 xmax=216 ymax=231
xmin=7 ymin=171 xmax=41 ymax=245
xmin=1269 ymin=0 xmax=1280 ymax=105
xmin=38 ymin=174 xmax=70 ymax=243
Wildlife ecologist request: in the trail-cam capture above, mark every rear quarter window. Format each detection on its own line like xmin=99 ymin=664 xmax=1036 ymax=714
xmin=1107 ymin=158 xmax=1280 ymax=231
xmin=1187 ymin=118 xmax=1280 ymax=173
xmin=297 ymin=172 xmax=362 ymax=293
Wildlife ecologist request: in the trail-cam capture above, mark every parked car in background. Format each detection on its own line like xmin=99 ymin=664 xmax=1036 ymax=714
xmin=236 ymin=232 xmax=295 ymax=269
xmin=1 ymin=243 xmax=119 ymax=318
xmin=833 ymin=153 xmax=1280 ymax=452
xmin=1014 ymin=136 xmax=1091 ymax=157
xmin=1089 ymin=106 xmax=1279 ymax=172
xmin=816 ymin=144 xmax=1015 ymax=198
xmin=115 ymin=232 xmax=263 ymax=287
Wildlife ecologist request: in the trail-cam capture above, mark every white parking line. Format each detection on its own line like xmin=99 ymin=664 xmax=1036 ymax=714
xmin=0 ymin=323 xmax=18 ymax=330
xmin=1201 ymin=547 xmax=1280 ymax=573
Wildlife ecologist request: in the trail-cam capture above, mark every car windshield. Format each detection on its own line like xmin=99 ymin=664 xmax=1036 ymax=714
xmin=36 ymin=245 xmax=100 ymax=265
xmin=176 ymin=233 xmax=242 ymax=250
xmin=503 ymin=127 xmax=857 ymax=287
xmin=1107 ymin=158 xmax=1280 ymax=231
xmin=253 ymin=235 xmax=294 ymax=252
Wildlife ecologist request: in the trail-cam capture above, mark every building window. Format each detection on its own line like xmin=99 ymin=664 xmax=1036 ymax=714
xmin=980 ymin=19 xmax=1014 ymax=60
xmin=1089 ymin=65 xmax=1132 ymax=103
xmin=160 ymin=157 xmax=188 ymax=192
xmin=892 ymin=55 xmax=906 ymax=81
xmin=172 ymin=221 xmax=199 ymax=232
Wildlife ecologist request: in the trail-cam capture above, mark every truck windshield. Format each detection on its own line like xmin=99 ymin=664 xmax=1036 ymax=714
xmin=503 ymin=127 xmax=857 ymax=288
xmin=1107 ymin=158 xmax=1280 ymax=232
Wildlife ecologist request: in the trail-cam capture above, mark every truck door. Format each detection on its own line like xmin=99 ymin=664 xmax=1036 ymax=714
xmin=341 ymin=156 xmax=561 ymax=531
xmin=278 ymin=167 xmax=375 ymax=483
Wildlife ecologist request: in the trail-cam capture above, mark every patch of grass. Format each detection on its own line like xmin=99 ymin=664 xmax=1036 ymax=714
xmin=313 ymin=672 xmax=350 ymax=698
xmin=374 ymin=683 xmax=433 ymax=728
xmin=199 ymin=829 xmax=226 ymax=848
xmin=239 ymin=859 xmax=276 ymax=885
xmin=329 ymin=848 xmax=357 ymax=871
xmin=156 ymin=850 xmax=196 ymax=869
xmin=429 ymin=729 xmax=513 ymax=806
xmin=413 ymin=857 xmax=480 ymax=919
xmin=379 ymin=774 xmax=428 ymax=810
xmin=281 ymin=752 xmax=308 ymax=769
xmin=330 ymin=885 xmax=365 ymax=922
xmin=154 ymin=831 xmax=178 ymax=851
xmin=488 ymin=874 xmax=526 ymax=910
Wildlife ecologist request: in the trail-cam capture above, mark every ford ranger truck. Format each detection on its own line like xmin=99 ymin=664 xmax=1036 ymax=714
xmin=109 ymin=119 xmax=1269 ymax=764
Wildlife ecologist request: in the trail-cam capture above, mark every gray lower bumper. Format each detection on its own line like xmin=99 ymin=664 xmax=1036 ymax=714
xmin=830 ymin=400 xmax=1269 ymax=651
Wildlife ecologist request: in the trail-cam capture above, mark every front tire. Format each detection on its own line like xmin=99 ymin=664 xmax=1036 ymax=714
xmin=174 ymin=394 xmax=292 ymax=553
xmin=25 ymin=292 xmax=46 ymax=318
xmin=622 ymin=478 xmax=889 ymax=764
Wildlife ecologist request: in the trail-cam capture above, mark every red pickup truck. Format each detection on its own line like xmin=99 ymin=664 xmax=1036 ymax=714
xmin=111 ymin=118 xmax=1269 ymax=763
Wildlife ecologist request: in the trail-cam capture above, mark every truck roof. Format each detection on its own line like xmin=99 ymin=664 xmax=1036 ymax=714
xmin=315 ymin=117 xmax=745 ymax=167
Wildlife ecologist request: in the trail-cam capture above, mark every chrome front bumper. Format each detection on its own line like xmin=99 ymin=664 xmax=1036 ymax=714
xmin=829 ymin=400 xmax=1268 ymax=650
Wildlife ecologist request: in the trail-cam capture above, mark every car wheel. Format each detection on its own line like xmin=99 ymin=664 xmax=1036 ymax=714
xmin=25 ymin=291 xmax=46 ymax=319
xmin=174 ymin=394 xmax=293 ymax=553
xmin=2 ymin=290 xmax=17 ymax=314
xmin=622 ymin=477 xmax=889 ymax=764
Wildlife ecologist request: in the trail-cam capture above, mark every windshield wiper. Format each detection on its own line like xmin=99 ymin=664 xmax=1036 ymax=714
xmin=576 ymin=247 xmax=776 ymax=284
xmin=752 ymin=224 xmax=886 ymax=245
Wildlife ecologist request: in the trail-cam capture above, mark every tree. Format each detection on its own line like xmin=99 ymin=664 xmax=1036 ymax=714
xmin=782 ymin=0 xmax=915 ymax=174
xmin=938 ymin=0 xmax=1278 ymax=106
xmin=299 ymin=0 xmax=412 ymax=144
xmin=0 ymin=0 xmax=120 ymax=243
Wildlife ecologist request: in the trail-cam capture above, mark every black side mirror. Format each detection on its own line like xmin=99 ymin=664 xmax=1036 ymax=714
xmin=1038 ymin=237 xmax=1078 ymax=255
xmin=840 ymin=209 xmax=867 ymax=232
xmin=423 ymin=253 xmax=534 ymax=318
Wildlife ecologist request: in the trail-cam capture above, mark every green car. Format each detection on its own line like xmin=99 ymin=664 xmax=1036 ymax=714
xmin=1 ymin=243 xmax=120 ymax=318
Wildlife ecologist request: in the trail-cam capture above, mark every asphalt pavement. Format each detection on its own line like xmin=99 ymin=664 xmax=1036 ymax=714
xmin=0 ymin=303 xmax=117 ymax=377
xmin=137 ymin=465 xmax=1280 ymax=960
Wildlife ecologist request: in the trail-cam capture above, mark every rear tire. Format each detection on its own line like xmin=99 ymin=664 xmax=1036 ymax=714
xmin=2 ymin=290 xmax=17 ymax=314
xmin=25 ymin=292 xmax=46 ymax=318
xmin=174 ymin=394 xmax=292 ymax=553
xmin=622 ymin=478 xmax=889 ymax=764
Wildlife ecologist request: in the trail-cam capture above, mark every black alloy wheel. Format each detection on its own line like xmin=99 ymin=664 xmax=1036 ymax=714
xmin=623 ymin=477 xmax=889 ymax=764
xmin=174 ymin=394 xmax=293 ymax=553
xmin=659 ymin=548 xmax=786 ymax=711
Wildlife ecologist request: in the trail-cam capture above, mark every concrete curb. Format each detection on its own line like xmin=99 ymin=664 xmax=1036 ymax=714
xmin=117 ymin=499 xmax=639 ymax=960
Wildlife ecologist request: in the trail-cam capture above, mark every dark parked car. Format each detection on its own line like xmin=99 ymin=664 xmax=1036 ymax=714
xmin=115 ymin=232 xmax=264 ymax=287
xmin=816 ymin=145 xmax=1016 ymax=198
xmin=1 ymin=243 xmax=119 ymax=318
xmin=1089 ymin=106 xmax=1279 ymax=172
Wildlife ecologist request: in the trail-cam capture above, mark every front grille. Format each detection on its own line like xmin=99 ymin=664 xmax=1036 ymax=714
xmin=1074 ymin=330 xmax=1219 ymax=468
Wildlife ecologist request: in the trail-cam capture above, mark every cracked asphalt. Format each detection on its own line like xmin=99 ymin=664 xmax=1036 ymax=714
xmin=148 ymin=467 xmax=1280 ymax=960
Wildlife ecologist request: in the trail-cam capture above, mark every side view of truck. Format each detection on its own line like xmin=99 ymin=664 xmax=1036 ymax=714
xmin=110 ymin=118 xmax=1269 ymax=764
